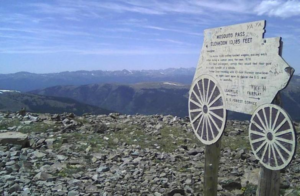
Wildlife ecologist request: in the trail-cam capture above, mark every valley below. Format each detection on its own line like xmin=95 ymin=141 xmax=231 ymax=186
xmin=0 ymin=112 xmax=299 ymax=195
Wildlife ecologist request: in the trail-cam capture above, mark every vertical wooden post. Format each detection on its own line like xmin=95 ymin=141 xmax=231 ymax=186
xmin=256 ymin=166 xmax=280 ymax=196
xmin=204 ymin=138 xmax=221 ymax=196
xmin=256 ymin=93 xmax=281 ymax=196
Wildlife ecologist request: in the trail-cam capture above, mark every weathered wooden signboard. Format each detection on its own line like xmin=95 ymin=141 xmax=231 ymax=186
xmin=189 ymin=20 xmax=296 ymax=196
xmin=191 ymin=20 xmax=293 ymax=115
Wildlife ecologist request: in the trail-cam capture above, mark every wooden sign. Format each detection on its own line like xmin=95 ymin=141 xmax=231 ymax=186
xmin=192 ymin=20 xmax=293 ymax=115
xmin=189 ymin=20 xmax=296 ymax=196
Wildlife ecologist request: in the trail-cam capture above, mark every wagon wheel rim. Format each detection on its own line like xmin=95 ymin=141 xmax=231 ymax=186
xmin=249 ymin=104 xmax=296 ymax=170
xmin=189 ymin=75 xmax=226 ymax=145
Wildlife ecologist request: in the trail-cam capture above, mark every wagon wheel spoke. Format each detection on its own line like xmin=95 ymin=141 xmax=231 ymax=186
xmin=209 ymin=111 xmax=223 ymax=122
xmin=275 ymin=129 xmax=293 ymax=137
xmin=273 ymin=119 xmax=287 ymax=134
xmin=196 ymin=82 xmax=205 ymax=106
xmin=205 ymin=79 xmax=211 ymax=103
xmin=262 ymin=107 xmax=269 ymax=129
xmin=207 ymin=84 xmax=216 ymax=104
xmin=208 ymin=94 xmax=221 ymax=107
xmin=276 ymin=137 xmax=294 ymax=145
xmin=261 ymin=143 xmax=269 ymax=162
xmin=190 ymin=98 xmax=202 ymax=108
xmin=256 ymin=112 xmax=268 ymax=132
xmin=271 ymin=109 xmax=280 ymax=130
xmin=192 ymin=91 xmax=203 ymax=107
xmin=191 ymin=112 xmax=203 ymax=124
xmin=249 ymin=131 xmax=265 ymax=137
xmin=274 ymin=141 xmax=292 ymax=156
xmin=202 ymin=78 xmax=206 ymax=103
xmin=251 ymin=121 xmax=266 ymax=133
xmin=273 ymin=143 xmax=286 ymax=165
xmin=269 ymin=106 xmax=273 ymax=130
xmin=190 ymin=108 xmax=202 ymax=113
xmin=210 ymin=105 xmax=224 ymax=110
xmin=208 ymin=115 xmax=221 ymax=133
xmin=255 ymin=141 xmax=267 ymax=154
xmin=271 ymin=145 xmax=278 ymax=167
xmin=251 ymin=137 xmax=265 ymax=144
xmin=207 ymin=115 xmax=216 ymax=138
xmin=205 ymin=117 xmax=209 ymax=141
xmin=196 ymin=115 xmax=204 ymax=136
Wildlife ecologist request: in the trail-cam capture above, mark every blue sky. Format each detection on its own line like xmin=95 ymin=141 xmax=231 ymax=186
xmin=0 ymin=0 xmax=300 ymax=74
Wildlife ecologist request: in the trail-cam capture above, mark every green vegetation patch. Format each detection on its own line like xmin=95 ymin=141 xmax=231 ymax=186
xmin=0 ymin=118 xmax=20 ymax=130
xmin=222 ymin=126 xmax=251 ymax=150
xmin=18 ymin=122 xmax=58 ymax=134
xmin=242 ymin=184 xmax=257 ymax=196
xmin=52 ymin=124 xmax=201 ymax=153
xmin=57 ymin=164 xmax=85 ymax=177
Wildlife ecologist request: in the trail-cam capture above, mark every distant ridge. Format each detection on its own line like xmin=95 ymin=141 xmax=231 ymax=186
xmin=30 ymin=82 xmax=190 ymax=117
xmin=0 ymin=68 xmax=195 ymax=92
xmin=1 ymin=68 xmax=299 ymax=120
xmin=0 ymin=91 xmax=112 ymax=115
xmin=30 ymin=75 xmax=300 ymax=121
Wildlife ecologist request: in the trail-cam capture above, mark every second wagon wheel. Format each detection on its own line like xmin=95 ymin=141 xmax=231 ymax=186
xmin=249 ymin=104 xmax=296 ymax=170
xmin=189 ymin=75 xmax=227 ymax=145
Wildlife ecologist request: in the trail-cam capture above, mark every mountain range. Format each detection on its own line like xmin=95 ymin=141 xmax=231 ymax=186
xmin=0 ymin=68 xmax=195 ymax=92
xmin=0 ymin=68 xmax=299 ymax=121
xmin=30 ymin=82 xmax=191 ymax=117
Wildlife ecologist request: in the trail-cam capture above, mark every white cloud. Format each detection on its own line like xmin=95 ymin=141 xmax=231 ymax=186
xmin=28 ymin=0 xmax=255 ymax=18
xmin=142 ymin=25 xmax=202 ymax=36
xmin=0 ymin=46 xmax=198 ymax=55
xmin=255 ymin=0 xmax=300 ymax=18
xmin=0 ymin=27 xmax=92 ymax=40
xmin=31 ymin=3 xmax=79 ymax=15
xmin=190 ymin=0 xmax=252 ymax=14
xmin=152 ymin=38 xmax=197 ymax=46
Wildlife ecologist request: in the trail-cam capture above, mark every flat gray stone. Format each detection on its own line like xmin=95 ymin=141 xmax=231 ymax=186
xmin=0 ymin=132 xmax=29 ymax=147
xmin=97 ymin=166 xmax=109 ymax=173
xmin=6 ymin=161 xmax=15 ymax=166
xmin=9 ymin=183 xmax=21 ymax=193
xmin=33 ymin=172 xmax=53 ymax=181
xmin=68 ymin=190 xmax=79 ymax=196
xmin=33 ymin=151 xmax=46 ymax=158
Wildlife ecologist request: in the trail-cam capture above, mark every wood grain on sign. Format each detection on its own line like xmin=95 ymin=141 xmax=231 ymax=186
xmin=192 ymin=20 xmax=294 ymax=115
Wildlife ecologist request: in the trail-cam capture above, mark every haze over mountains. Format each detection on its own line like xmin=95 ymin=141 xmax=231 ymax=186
xmin=31 ymin=82 xmax=190 ymax=117
xmin=0 ymin=68 xmax=299 ymax=121
xmin=0 ymin=68 xmax=195 ymax=92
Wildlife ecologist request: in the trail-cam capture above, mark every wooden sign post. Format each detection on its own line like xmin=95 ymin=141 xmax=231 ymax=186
xmin=189 ymin=20 xmax=296 ymax=196
xmin=204 ymin=139 xmax=221 ymax=196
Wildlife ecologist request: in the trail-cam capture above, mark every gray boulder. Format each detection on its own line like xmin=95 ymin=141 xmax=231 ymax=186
xmin=0 ymin=132 xmax=29 ymax=147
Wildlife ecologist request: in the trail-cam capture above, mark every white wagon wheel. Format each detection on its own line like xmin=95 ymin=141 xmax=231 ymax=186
xmin=249 ymin=104 xmax=296 ymax=170
xmin=189 ymin=75 xmax=226 ymax=145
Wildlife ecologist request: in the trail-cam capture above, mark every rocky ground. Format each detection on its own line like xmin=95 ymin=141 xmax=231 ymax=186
xmin=0 ymin=112 xmax=299 ymax=196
